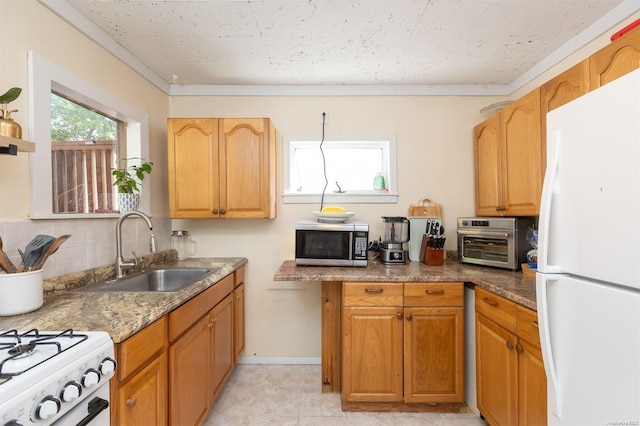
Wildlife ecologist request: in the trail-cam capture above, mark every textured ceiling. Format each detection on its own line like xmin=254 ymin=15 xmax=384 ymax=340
xmin=53 ymin=0 xmax=630 ymax=88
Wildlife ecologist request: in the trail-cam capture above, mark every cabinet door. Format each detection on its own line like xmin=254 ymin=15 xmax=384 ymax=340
xmin=233 ymin=282 xmax=246 ymax=364
xmin=219 ymin=118 xmax=276 ymax=219
xmin=476 ymin=313 xmax=518 ymax=426
xmin=590 ymin=25 xmax=640 ymax=89
xmin=169 ymin=315 xmax=210 ymax=426
xmin=501 ymin=88 xmax=543 ymax=216
xmin=115 ymin=352 xmax=168 ymax=426
xmin=209 ymin=293 xmax=234 ymax=401
xmin=517 ymin=339 xmax=547 ymax=426
xmin=404 ymin=307 xmax=463 ymax=403
xmin=168 ymin=118 xmax=219 ymax=218
xmin=342 ymin=307 xmax=403 ymax=402
xmin=474 ymin=113 xmax=503 ymax=216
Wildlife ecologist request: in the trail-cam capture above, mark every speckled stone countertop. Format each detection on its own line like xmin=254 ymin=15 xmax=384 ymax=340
xmin=274 ymin=258 xmax=537 ymax=310
xmin=0 ymin=254 xmax=247 ymax=343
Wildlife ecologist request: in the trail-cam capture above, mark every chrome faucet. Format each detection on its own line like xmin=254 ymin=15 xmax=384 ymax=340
xmin=115 ymin=210 xmax=158 ymax=279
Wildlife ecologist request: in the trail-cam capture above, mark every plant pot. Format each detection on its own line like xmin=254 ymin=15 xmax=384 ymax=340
xmin=0 ymin=269 xmax=43 ymax=316
xmin=118 ymin=193 xmax=140 ymax=213
xmin=0 ymin=118 xmax=22 ymax=139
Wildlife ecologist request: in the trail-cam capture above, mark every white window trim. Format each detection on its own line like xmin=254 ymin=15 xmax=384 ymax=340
xmin=28 ymin=51 xmax=150 ymax=219
xmin=282 ymin=134 xmax=398 ymax=204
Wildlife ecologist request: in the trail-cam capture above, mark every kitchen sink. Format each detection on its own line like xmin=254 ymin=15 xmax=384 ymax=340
xmin=77 ymin=267 xmax=218 ymax=292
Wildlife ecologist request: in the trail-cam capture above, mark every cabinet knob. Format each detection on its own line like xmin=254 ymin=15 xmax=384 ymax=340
xmin=220 ymin=209 xmax=226 ymax=215
xmin=515 ymin=344 xmax=523 ymax=354
xmin=506 ymin=341 xmax=514 ymax=350
xmin=126 ymin=398 xmax=137 ymax=408
xmin=212 ymin=209 xmax=218 ymax=214
xmin=396 ymin=312 xmax=403 ymax=320
xmin=405 ymin=313 xmax=412 ymax=321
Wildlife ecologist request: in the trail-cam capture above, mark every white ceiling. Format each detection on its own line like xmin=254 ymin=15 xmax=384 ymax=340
xmin=41 ymin=0 xmax=639 ymax=95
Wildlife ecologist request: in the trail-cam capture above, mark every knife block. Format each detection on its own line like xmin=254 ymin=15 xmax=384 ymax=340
xmin=419 ymin=235 xmax=445 ymax=265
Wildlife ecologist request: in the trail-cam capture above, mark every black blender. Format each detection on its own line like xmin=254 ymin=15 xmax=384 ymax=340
xmin=380 ymin=216 xmax=410 ymax=264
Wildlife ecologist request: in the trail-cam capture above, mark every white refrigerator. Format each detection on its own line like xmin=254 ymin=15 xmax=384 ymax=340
xmin=537 ymin=68 xmax=640 ymax=425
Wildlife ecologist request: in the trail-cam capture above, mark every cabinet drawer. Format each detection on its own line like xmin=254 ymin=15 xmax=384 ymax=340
xmin=343 ymin=282 xmax=403 ymax=307
xmin=404 ymin=282 xmax=463 ymax=307
xmin=475 ymin=287 xmax=516 ymax=333
xmin=117 ymin=316 xmax=167 ymax=381
xmin=516 ymin=305 xmax=540 ymax=346
xmin=169 ymin=273 xmax=234 ymax=342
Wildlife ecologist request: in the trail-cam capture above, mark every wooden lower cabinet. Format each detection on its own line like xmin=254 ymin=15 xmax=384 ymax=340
xmin=233 ymin=281 xmax=245 ymax=364
xmin=475 ymin=287 xmax=546 ymax=426
xmin=209 ymin=294 xmax=234 ymax=401
xmin=341 ymin=282 xmax=464 ymax=410
xmin=111 ymin=317 xmax=168 ymax=425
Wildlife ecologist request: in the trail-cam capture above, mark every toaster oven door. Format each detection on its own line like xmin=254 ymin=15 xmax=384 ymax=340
xmin=458 ymin=229 xmax=517 ymax=269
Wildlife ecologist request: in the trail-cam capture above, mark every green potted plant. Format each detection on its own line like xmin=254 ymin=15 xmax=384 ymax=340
xmin=112 ymin=157 xmax=153 ymax=213
xmin=0 ymin=87 xmax=22 ymax=139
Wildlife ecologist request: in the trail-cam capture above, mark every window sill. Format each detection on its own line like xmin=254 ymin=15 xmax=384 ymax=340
xmin=282 ymin=192 xmax=398 ymax=204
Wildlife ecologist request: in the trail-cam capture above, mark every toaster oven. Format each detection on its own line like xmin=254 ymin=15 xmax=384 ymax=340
xmin=457 ymin=217 xmax=535 ymax=270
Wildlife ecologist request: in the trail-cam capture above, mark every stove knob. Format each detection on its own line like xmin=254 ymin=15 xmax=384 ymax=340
xmin=35 ymin=395 xmax=61 ymax=419
xmin=60 ymin=381 xmax=83 ymax=402
xmin=99 ymin=356 xmax=117 ymax=375
xmin=81 ymin=368 xmax=101 ymax=388
xmin=4 ymin=421 xmax=24 ymax=426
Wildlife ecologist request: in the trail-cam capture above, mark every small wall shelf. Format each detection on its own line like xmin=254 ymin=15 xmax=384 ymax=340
xmin=0 ymin=135 xmax=35 ymax=155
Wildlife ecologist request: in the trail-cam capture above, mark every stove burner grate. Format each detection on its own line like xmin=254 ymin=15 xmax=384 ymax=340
xmin=0 ymin=329 xmax=88 ymax=379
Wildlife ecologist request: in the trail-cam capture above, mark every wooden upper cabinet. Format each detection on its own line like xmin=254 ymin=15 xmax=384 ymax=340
xmin=219 ymin=118 xmax=276 ymax=219
xmin=474 ymin=89 xmax=542 ymax=216
xmin=541 ymin=60 xmax=590 ymax=113
xmin=168 ymin=117 xmax=276 ymax=219
xmin=501 ymin=88 xmax=543 ymax=216
xmin=474 ymin=114 xmax=503 ymax=216
xmin=168 ymin=118 xmax=219 ymax=218
xmin=590 ymin=24 xmax=640 ymax=89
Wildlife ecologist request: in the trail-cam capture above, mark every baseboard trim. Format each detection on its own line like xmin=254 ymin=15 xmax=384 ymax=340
xmin=237 ymin=356 xmax=321 ymax=365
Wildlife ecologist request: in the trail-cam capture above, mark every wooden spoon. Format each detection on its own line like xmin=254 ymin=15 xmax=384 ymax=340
xmin=33 ymin=235 xmax=71 ymax=270
xmin=0 ymin=237 xmax=16 ymax=273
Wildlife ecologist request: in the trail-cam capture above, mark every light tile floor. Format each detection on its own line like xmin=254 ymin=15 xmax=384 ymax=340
xmin=204 ymin=364 xmax=487 ymax=425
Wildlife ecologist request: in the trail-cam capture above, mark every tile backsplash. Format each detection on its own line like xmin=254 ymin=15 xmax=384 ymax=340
xmin=0 ymin=216 xmax=171 ymax=279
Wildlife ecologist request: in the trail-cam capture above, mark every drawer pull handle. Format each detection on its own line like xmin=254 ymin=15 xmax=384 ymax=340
xmin=126 ymin=398 xmax=137 ymax=408
xmin=426 ymin=289 xmax=445 ymax=295
xmin=365 ymin=288 xmax=383 ymax=294
xmin=532 ymin=320 xmax=539 ymax=327
xmin=482 ymin=297 xmax=498 ymax=307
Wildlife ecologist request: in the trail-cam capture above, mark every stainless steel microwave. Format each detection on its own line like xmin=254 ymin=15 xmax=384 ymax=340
xmin=295 ymin=220 xmax=369 ymax=267
xmin=457 ymin=217 xmax=535 ymax=271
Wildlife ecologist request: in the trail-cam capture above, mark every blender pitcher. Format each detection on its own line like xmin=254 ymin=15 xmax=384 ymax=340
xmin=171 ymin=230 xmax=198 ymax=260
xmin=380 ymin=216 xmax=410 ymax=264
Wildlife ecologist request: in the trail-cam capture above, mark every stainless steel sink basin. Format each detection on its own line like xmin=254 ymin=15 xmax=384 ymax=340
xmin=77 ymin=267 xmax=218 ymax=292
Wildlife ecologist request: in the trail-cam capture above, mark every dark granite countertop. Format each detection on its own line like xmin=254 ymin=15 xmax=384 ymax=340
xmin=274 ymin=259 xmax=537 ymax=310
xmin=0 ymin=256 xmax=247 ymax=343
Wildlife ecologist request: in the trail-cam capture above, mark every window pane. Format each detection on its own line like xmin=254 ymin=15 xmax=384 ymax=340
xmin=50 ymin=93 xmax=121 ymax=214
xmin=290 ymin=141 xmax=388 ymax=193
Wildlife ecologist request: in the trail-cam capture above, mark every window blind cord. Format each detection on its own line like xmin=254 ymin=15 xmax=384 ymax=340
xmin=319 ymin=112 xmax=328 ymax=211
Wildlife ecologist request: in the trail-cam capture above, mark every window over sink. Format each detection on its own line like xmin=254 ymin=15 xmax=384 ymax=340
xmin=28 ymin=51 xmax=150 ymax=218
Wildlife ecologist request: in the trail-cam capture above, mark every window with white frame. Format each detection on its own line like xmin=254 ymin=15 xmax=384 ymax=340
xmin=283 ymin=134 xmax=398 ymax=204
xmin=28 ymin=51 xmax=150 ymax=219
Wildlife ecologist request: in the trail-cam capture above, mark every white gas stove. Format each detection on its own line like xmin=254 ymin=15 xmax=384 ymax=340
xmin=0 ymin=329 xmax=115 ymax=426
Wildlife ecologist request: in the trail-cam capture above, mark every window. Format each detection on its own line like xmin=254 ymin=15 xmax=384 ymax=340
xmin=50 ymin=93 xmax=124 ymax=214
xmin=28 ymin=51 xmax=150 ymax=218
xmin=283 ymin=134 xmax=398 ymax=204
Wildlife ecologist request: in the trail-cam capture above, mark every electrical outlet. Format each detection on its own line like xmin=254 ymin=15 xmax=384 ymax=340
xmin=321 ymin=111 xmax=328 ymax=124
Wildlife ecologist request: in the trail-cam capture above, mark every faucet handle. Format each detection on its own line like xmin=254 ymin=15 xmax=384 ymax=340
xmin=131 ymin=251 xmax=139 ymax=268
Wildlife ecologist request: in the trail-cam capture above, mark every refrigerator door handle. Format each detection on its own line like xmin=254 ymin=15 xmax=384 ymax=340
xmin=536 ymin=273 xmax=562 ymax=418
xmin=538 ymin=131 xmax=562 ymax=273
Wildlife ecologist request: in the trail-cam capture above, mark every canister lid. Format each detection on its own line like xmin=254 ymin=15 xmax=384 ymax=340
xmin=171 ymin=230 xmax=189 ymax=236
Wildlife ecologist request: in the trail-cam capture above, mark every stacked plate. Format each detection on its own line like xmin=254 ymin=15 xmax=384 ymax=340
xmin=313 ymin=211 xmax=354 ymax=223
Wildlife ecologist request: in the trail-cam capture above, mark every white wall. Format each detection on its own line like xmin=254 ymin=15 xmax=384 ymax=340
xmin=169 ymin=94 xmax=501 ymax=360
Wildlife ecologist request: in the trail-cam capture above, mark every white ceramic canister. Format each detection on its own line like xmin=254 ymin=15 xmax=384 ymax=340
xmin=0 ymin=269 xmax=44 ymax=316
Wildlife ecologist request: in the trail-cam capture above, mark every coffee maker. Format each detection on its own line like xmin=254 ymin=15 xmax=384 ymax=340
xmin=379 ymin=216 xmax=410 ymax=264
